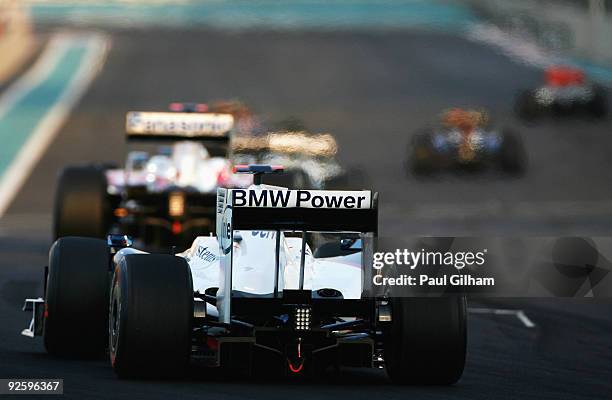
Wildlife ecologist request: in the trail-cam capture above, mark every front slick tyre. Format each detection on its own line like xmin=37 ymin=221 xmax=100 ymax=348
xmin=110 ymin=254 xmax=193 ymax=379
xmin=44 ymin=237 xmax=110 ymax=358
xmin=385 ymin=296 xmax=467 ymax=385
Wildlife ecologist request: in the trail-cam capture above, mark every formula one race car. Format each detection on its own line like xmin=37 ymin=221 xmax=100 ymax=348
xmin=408 ymin=108 xmax=526 ymax=175
xmin=22 ymin=165 xmax=466 ymax=384
xmin=515 ymin=66 xmax=608 ymax=120
xmin=53 ymin=103 xmax=252 ymax=249
xmin=232 ymin=131 xmax=353 ymax=189
xmin=194 ymin=100 xmax=355 ymax=190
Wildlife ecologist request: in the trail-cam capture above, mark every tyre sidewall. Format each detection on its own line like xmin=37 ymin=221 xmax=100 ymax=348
xmin=385 ymin=296 xmax=467 ymax=385
xmin=110 ymin=254 xmax=193 ymax=378
xmin=44 ymin=237 xmax=110 ymax=357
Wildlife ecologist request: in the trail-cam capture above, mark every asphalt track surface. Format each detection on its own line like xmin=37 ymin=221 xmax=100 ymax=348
xmin=1 ymin=27 xmax=612 ymax=399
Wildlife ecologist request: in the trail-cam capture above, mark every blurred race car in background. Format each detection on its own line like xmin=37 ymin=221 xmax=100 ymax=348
xmin=53 ymin=104 xmax=252 ymax=249
xmin=175 ymin=100 xmax=357 ymax=190
xmin=515 ymin=66 xmax=608 ymax=120
xmin=233 ymin=131 xmax=357 ymax=189
xmin=53 ymin=102 xmax=356 ymax=249
xmin=408 ymin=108 xmax=526 ymax=176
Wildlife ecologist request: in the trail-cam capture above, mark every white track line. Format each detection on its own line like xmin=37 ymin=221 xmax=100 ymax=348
xmin=0 ymin=32 xmax=110 ymax=217
xmin=469 ymin=307 xmax=536 ymax=328
xmin=515 ymin=310 xmax=536 ymax=328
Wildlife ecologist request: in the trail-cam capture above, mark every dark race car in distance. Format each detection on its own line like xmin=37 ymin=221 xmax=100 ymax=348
xmin=515 ymin=66 xmax=608 ymax=120
xmin=408 ymin=108 xmax=527 ymax=176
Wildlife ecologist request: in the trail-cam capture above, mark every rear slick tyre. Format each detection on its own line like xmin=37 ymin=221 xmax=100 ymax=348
xmin=109 ymin=254 xmax=193 ymax=379
xmin=384 ymin=296 xmax=467 ymax=385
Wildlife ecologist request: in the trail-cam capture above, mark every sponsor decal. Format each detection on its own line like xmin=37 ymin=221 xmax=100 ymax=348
xmin=196 ymin=245 xmax=217 ymax=263
xmin=232 ymin=189 xmax=371 ymax=209
xmin=126 ymin=111 xmax=234 ymax=136
xmin=251 ymin=231 xmax=276 ymax=239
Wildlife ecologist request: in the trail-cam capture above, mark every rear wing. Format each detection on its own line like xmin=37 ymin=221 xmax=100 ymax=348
xmin=216 ymin=187 xmax=378 ymax=236
xmin=215 ymin=187 xmax=378 ymax=323
xmin=125 ymin=111 xmax=234 ymax=142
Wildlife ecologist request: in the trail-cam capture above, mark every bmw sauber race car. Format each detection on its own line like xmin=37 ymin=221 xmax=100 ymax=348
xmin=53 ymin=103 xmax=252 ymax=249
xmin=23 ymin=165 xmax=466 ymax=384
xmin=515 ymin=66 xmax=608 ymax=120
xmin=408 ymin=108 xmax=527 ymax=175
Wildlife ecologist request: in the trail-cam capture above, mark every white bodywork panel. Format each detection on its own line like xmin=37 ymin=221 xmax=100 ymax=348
xmin=176 ymin=232 xmax=363 ymax=315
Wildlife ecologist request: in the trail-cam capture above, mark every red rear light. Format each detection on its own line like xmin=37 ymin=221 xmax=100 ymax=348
xmin=288 ymin=360 xmax=304 ymax=373
xmin=206 ymin=337 xmax=219 ymax=351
